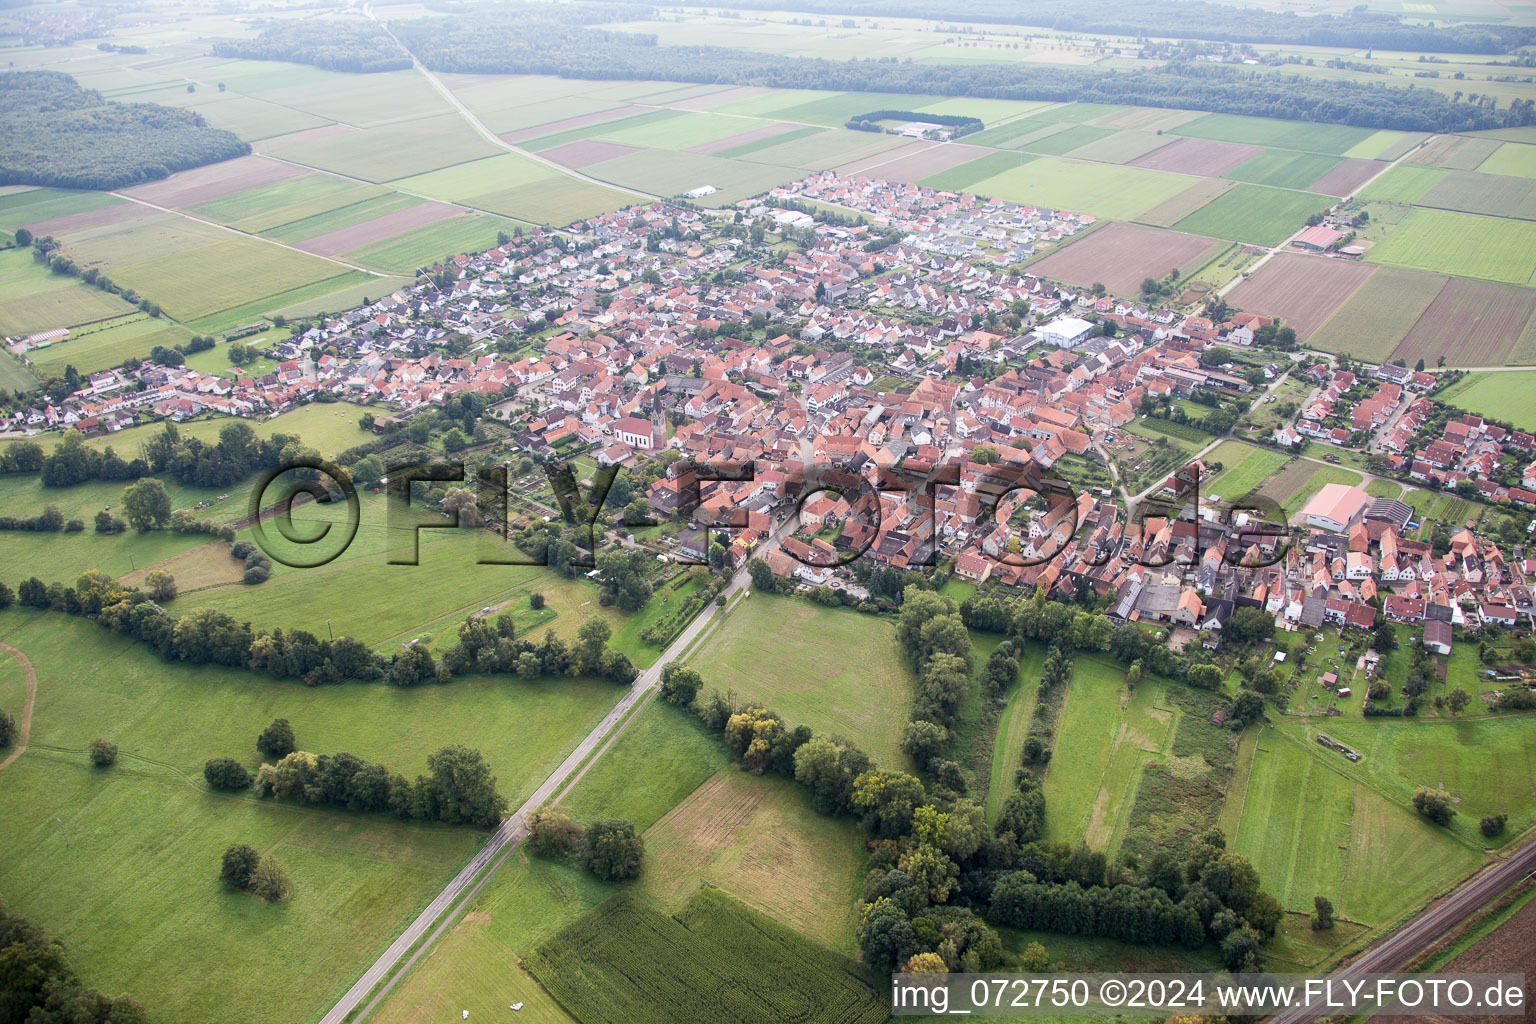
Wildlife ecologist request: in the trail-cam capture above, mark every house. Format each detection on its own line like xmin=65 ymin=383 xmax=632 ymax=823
xmin=1424 ymin=618 xmax=1453 ymax=656
xmin=614 ymin=416 xmax=659 ymax=450
xmin=1301 ymin=483 xmax=1372 ymax=533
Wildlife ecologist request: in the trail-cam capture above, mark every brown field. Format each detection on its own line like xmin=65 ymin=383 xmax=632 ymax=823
xmin=1308 ymin=157 xmax=1385 ymax=197
xmin=294 ymin=201 xmax=468 ymax=257
xmin=1404 ymin=134 xmax=1502 ymax=171
xmin=1377 ymin=891 xmax=1536 ymax=1024
xmin=1136 ymin=177 xmax=1237 ymax=227
xmin=637 ymin=769 xmax=866 ymax=944
xmin=1308 ymin=265 xmax=1444 ymax=361
xmin=118 ymin=539 xmax=246 ymax=592
xmin=539 ymin=139 xmax=645 ymax=168
xmin=119 ymin=156 xmax=310 ymax=208
xmin=1226 ymin=252 xmax=1377 ymax=339
xmin=838 ymin=141 xmax=990 ymax=181
xmin=21 ymin=201 xmax=153 ymax=236
xmin=1130 ymin=137 xmax=1263 ymax=176
xmin=672 ymin=84 xmax=769 ymax=110
xmin=689 ymin=122 xmax=801 ymax=154
xmin=1031 ymin=221 xmax=1222 ymax=295
xmin=1392 ymin=277 xmax=1536 ymax=367
xmin=251 ymin=123 xmax=356 ymax=154
xmin=1259 ymin=460 xmax=1315 ymax=512
xmin=500 ymin=104 xmax=649 ymax=144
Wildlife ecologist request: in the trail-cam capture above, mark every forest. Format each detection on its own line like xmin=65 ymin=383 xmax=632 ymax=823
xmin=651 ymin=0 xmax=1536 ymax=53
xmin=212 ymin=18 xmax=412 ymax=72
xmin=387 ymin=12 xmax=1533 ymax=132
xmin=0 ymin=71 xmax=249 ymax=190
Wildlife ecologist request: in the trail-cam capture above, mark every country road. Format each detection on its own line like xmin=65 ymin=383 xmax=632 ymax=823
xmin=1270 ymin=836 xmax=1536 ymax=1023
xmin=317 ymin=520 xmax=792 ymax=1024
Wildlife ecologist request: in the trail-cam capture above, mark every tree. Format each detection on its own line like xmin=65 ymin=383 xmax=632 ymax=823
xmin=122 ymin=478 xmax=172 ymax=532
xmin=221 ymin=843 xmax=260 ymax=889
xmin=1221 ymin=925 xmax=1262 ymax=971
xmin=1446 ymin=686 xmax=1470 ymax=716
xmin=249 ymin=858 xmax=292 ymax=901
xmin=1225 ymin=607 xmax=1274 ymax=645
xmin=1480 ymin=813 xmax=1507 ymax=838
xmin=424 ymin=745 xmax=506 ymax=827
xmin=89 ymin=738 xmax=117 ymax=766
xmin=576 ymin=618 xmax=612 ymax=674
xmin=203 ymin=757 xmax=252 ymax=790
xmin=900 ymin=719 xmax=947 ymax=768
xmin=660 ymin=663 xmax=702 ymax=706
xmin=583 ymin=818 xmax=643 ymax=879
xmin=144 ymin=569 xmax=177 ymax=602
xmin=903 ymin=952 xmax=948 ymax=974
xmin=747 ymin=557 xmax=776 ymax=593
xmin=1372 ymin=620 xmax=1397 ymax=654
xmin=1311 ymin=894 xmax=1335 ymax=930
xmin=257 ymin=718 xmax=295 ymax=757
xmin=0 ymin=710 xmax=14 ymax=748
xmin=1187 ymin=663 xmax=1223 ymax=691
xmin=14 ymin=227 xmax=31 ymax=246
xmin=1018 ymin=941 xmax=1049 ymax=971
xmin=1413 ymin=786 xmax=1457 ymax=826
xmin=529 ymin=592 xmax=545 ymax=610
xmin=529 ymin=807 xmax=584 ymax=856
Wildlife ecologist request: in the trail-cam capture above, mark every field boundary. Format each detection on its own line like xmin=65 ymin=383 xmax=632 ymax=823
xmin=0 ymin=642 xmax=37 ymax=772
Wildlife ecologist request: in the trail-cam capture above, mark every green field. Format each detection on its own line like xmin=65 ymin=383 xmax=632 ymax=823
xmin=0 ymin=249 xmax=138 ymax=338
xmin=1173 ymin=184 xmax=1331 ymax=246
xmin=559 ymin=702 xmax=726 ymax=832
xmin=1205 ymin=442 xmax=1290 ymax=500
xmin=1356 ymin=164 xmax=1448 ymax=205
xmin=1308 ymin=266 xmax=1445 ymax=361
xmin=1366 ymin=207 xmax=1536 ymax=286
xmin=1477 ymin=141 xmax=1536 ymax=180
xmin=961 ymin=155 xmax=1193 ymax=221
xmin=1230 ymin=732 xmax=1485 ymax=924
xmin=1041 ymin=658 xmax=1172 ymax=847
xmin=1225 ymin=150 xmax=1342 ymax=190
xmin=27 ymin=314 xmax=195 ymax=377
xmin=342 ymin=213 xmax=525 ymax=273
xmin=920 ymin=150 xmax=1034 ymax=193
xmin=109 ymin=238 xmax=350 ymax=321
xmin=0 ymin=607 xmax=625 ymax=1024
xmin=985 ymin=643 xmax=1046 ymax=823
xmin=1173 ymin=113 xmax=1373 ymax=155
xmin=687 ymin=595 xmax=914 ymax=766
xmin=191 ymin=175 xmax=389 ymax=233
xmin=0 ymin=187 xmax=125 ymax=225
xmin=524 ymin=889 xmax=888 ymax=1024
xmin=1438 ymin=370 xmax=1536 ymax=431
xmin=270 ymin=115 xmax=502 ymax=182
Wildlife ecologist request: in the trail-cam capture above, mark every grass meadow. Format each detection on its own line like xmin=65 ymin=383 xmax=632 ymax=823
xmin=1205 ymin=442 xmax=1289 ymax=501
xmin=1173 ymin=184 xmax=1331 ymax=245
xmin=1366 ymin=207 xmax=1536 ymax=285
xmin=685 ymin=594 xmax=914 ymax=767
xmin=1439 ymin=370 xmax=1536 ymax=430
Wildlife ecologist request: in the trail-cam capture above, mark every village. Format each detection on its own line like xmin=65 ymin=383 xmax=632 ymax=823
xmin=5 ymin=172 xmax=1534 ymax=705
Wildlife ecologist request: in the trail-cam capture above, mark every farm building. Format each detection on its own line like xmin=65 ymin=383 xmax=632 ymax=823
xmin=1302 ymin=483 xmax=1372 ymax=532
xmin=1425 ymin=618 xmax=1453 ymax=655
xmin=1036 ymin=316 xmax=1096 ymax=348
xmin=1292 ymin=225 xmax=1343 ymax=252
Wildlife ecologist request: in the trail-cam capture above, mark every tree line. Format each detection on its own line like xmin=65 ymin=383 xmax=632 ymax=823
xmin=655 ymin=0 xmax=1536 ymax=53
xmin=212 ymin=18 xmax=413 ymax=72
xmin=387 ymin=11 xmax=1534 ymax=132
xmin=10 ymin=568 xmax=636 ymax=689
xmin=0 ymin=901 xmax=150 ymax=1023
xmin=1 ymin=70 xmax=249 ymax=190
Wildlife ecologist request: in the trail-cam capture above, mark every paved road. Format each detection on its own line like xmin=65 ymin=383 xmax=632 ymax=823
xmin=1270 ymin=837 xmax=1536 ymax=1023
xmin=318 ymin=522 xmax=791 ymax=1024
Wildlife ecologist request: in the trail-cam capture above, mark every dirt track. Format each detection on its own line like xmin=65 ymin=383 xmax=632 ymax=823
xmin=0 ymin=642 xmax=37 ymax=772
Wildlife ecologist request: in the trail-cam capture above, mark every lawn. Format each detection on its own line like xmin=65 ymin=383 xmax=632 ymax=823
xmin=686 ymin=594 xmax=914 ymax=767
xmin=1230 ymin=731 xmax=1485 ymax=925
xmin=1205 ymin=442 xmax=1289 ymax=501
xmin=1438 ymin=370 xmax=1536 ymax=431
xmin=1041 ymin=657 xmax=1172 ymax=847
xmin=0 ymin=606 xmax=627 ymax=1024
xmin=1366 ymin=207 xmax=1536 ymax=286
xmin=1173 ymin=183 xmax=1331 ymax=245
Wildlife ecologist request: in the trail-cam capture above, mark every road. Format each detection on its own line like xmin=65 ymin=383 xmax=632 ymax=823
xmin=318 ymin=521 xmax=792 ymax=1024
xmin=1270 ymin=836 xmax=1536 ymax=1023
xmin=362 ymin=4 xmax=658 ymax=205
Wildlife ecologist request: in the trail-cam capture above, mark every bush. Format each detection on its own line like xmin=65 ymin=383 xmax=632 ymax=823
xmin=530 ymin=807 xmax=584 ymax=856
xmin=243 ymin=564 xmax=271 ymax=585
xmin=221 ymin=843 xmax=260 ymax=889
xmin=583 ymin=818 xmax=643 ymax=880
xmin=1412 ymin=786 xmax=1456 ymax=826
xmin=249 ymin=858 xmax=292 ymax=902
xmin=257 ymin=718 xmax=296 ymax=757
xmin=204 ymin=756 xmax=252 ymax=790
xmin=88 ymin=738 xmax=117 ymax=766
xmin=0 ymin=710 xmax=15 ymax=747
xmin=530 ymin=592 xmax=545 ymax=609
xmin=1480 ymin=813 xmax=1508 ymax=838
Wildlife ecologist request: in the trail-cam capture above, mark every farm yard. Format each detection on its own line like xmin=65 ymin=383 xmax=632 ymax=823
xmin=1029 ymin=221 xmax=1224 ymax=297
xmin=687 ymin=595 xmax=914 ymax=767
xmin=1225 ymin=253 xmax=1376 ymax=340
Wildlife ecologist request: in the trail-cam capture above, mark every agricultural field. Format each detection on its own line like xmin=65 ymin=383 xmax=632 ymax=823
xmin=1389 ymin=277 xmax=1536 ymax=368
xmin=1224 ymin=150 xmax=1344 ymax=191
xmin=687 ymin=595 xmax=914 ymax=767
xmin=1030 ymin=222 xmax=1223 ymax=297
xmin=959 ymin=155 xmax=1194 ymax=221
xmin=1439 ymin=370 xmax=1536 ymax=431
xmin=1477 ymin=141 xmax=1536 ymax=179
xmin=1230 ymin=732 xmax=1486 ymax=925
xmin=1172 ymin=184 xmax=1331 ymax=246
xmin=985 ymin=644 xmax=1047 ymax=823
xmin=0 ymin=607 xmax=626 ymax=1024
xmin=1357 ymin=164 xmax=1448 ymax=205
xmin=1135 ymin=178 xmax=1238 ymax=228
xmin=1225 ymin=253 xmax=1376 ymax=340
xmin=1172 ymin=113 xmax=1374 ymax=156
xmin=1307 ymin=266 xmax=1446 ymax=361
xmin=1131 ymin=137 xmax=1261 ymax=177
xmin=1414 ymin=170 xmax=1536 ymax=221
xmin=1366 ymin=208 xmax=1536 ymax=286
xmin=1261 ymin=462 xmax=1363 ymax=519
xmin=524 ymin=890 xmax=888 ymax=1024
xmin=0 ymin=247 xmax=137 ymax=339
xmin=341 ymin=213 xmax=525 ymax=274
xmin=1041 ymin=658 xmax=1172 ymax=847
xmin=1205 ymin=442 xmax=1290 ymax=501
xmin=1406 ymin=134 xmax=1504 ymax=171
